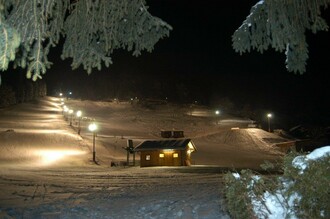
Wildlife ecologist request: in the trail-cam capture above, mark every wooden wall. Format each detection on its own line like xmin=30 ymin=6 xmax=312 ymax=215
xmin=139 ymin=149 xmax=190 ymax=167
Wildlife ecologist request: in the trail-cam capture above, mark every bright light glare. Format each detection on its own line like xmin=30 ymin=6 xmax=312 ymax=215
xmin=267 ymin=113 xmax=272 ymax=118
xmin=215 ymin=110 xmax=220 ymax=115
xmin=68 ymin=109 xmax=73 ymax=114
xmin=88 ymin=123 xmax=97 ymax=132
xmin=59 ymin=93 xmax=63 ymax=96
xmin=187 ymin=142 xmax=195 ymax=154
xmin=76 ymin=110 xmax=82 ymax=117
xmin=34 ymin=150 xmax=86 ymax=165
xmin=188 ymin=142 xmax=195 ymax=150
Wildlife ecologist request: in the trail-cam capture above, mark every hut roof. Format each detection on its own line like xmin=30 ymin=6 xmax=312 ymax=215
xmin=134 ymin=139 xmax=196 ymax=152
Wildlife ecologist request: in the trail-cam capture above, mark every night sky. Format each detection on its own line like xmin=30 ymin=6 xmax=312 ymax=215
xmin=4 ymin=0 xmax=330 ymax=127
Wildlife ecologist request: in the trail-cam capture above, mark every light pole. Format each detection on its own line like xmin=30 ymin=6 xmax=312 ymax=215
xmin=267 ymin=113 xmax=272 ymax=132
xmin=68 ymin=91 xmax=72 ymax=100
xmin=88 ymin=123 xmax=98 ymax=163
xmin=76 ymin=110 xmax=82 ymax=135
xmin=69 ymin=109 xmax=74 ymax=126
xmin=215 ymin=110 xmax=220 ymax=125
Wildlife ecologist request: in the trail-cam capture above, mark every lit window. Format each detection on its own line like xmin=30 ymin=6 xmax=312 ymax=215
xmin=146 ymin=155 xmax=150 ymax=160
xmin=159 ymin=153 xmax=164 ymax=158
xmin=173 ymin=153 xmax=178 ymax=158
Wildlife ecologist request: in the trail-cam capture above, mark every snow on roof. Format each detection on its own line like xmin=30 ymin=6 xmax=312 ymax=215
xmin=134 ymin=139 xmax=196 ymax=151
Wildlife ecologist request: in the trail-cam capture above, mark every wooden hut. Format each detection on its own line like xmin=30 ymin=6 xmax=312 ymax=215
xmin=134 ymin=139 xmax=196 ymax=167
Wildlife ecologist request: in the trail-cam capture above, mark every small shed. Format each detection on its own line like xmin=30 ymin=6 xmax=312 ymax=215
xmin=160 ymin=130 xmax=184 ymax=138
xmin=160 ymin=130 xmax=172 ymax=138
xmin=172 ymin=130 xmax=184 ymax=138
xmin=134 ymin=139 xmax=197 ymax=167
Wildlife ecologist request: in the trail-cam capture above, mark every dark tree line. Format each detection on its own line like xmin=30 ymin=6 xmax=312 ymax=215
xmin=0 ymin=71 xmax=47 ymax=108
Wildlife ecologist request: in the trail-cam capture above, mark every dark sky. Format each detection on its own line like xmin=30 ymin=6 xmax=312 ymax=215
xmin=42 ymin=0 xmax=330 ymax=125
xmin=47 ymin=2 xmax=330 ymax=78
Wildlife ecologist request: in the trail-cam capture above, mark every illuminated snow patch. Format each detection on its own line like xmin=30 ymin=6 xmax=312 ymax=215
xmin=12 ymin=129 xmax=81 ymax=139
xmin=34 ymin=149 xmax=86 ymax=165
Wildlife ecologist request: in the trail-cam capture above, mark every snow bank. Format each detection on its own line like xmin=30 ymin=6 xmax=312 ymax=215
xmin=251 ymin=146 xmax=330 ymax=218
xmin=292 ymin=146 xmax=330 ymax=172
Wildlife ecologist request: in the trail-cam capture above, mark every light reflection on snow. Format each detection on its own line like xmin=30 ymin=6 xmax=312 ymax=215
xmin=10 ymin=129 xmax=81 ymax=138
xmin=44 ymin=114 xmax=59 ymax=119
xmin=34 ymin=149 xmax=86 ymax=165
xmin=42 ymin=101 xmax=63 ymax=111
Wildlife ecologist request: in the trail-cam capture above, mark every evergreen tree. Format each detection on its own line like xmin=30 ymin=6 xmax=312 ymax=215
xmin=0 ymin=0 xmax=172 ymax=81
xmin=233 ymin=0 xmax=329 ymax=74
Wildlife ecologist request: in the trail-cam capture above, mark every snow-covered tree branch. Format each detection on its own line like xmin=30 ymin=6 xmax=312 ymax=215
xmin=233 ymin=0 xmax=330 ymax=74
xmin=0 ymin=0 xmax=172 ymax=81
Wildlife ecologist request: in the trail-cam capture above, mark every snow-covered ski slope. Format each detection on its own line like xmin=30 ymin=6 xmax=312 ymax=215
xmin=0 ymin=96 xmax=287 ymax=218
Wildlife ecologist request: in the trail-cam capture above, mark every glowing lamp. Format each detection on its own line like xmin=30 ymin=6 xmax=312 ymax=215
xmin=76 ymin=110 xmax=82 ymax=117
xmin=88 ymin=123 xmax=97 ymax=132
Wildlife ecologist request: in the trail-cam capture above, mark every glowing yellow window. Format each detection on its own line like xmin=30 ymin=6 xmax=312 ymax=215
xmin=159 ymin=153 xmax=164 ymax=158
xmin=173 ymin=153 xmax=178 ymax=158
xmin=146 ymin=155 xmax=150 ymax=160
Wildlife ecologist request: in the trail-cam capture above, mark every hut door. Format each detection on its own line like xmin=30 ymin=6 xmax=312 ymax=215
xmin=164 ymin=152 xmax=173 ymax=166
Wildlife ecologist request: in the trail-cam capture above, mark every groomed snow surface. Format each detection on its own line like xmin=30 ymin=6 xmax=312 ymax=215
xmin=0 ymin=97 xmax=288 ymax=218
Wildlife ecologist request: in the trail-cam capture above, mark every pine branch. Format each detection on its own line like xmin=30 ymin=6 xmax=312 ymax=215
xmin=233 ymin=0 xmax=330 ymax=74
xmin=0 ymin=21 xmax=20 ymax=72
xmin=7 ymin=0 xmax=61 ymax=80
xmin=0 ymin=0 xmax=171 ymax=80
xmin=61 ymin=0 xmax=172 ymax=74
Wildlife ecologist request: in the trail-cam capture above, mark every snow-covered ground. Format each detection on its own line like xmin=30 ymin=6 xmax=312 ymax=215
xmin=0 ymin=97 xmax=287 ymax=218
